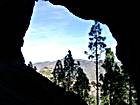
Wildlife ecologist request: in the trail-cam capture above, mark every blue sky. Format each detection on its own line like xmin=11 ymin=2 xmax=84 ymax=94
xmin=21 ymin=1 xmax=117 ymax=64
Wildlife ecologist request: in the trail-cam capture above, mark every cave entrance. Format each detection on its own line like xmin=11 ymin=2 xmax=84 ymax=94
xmin=22 ymin=1 xmax=137 ymax=105
xmin=22 ymin=1 xmax=118 ymax=64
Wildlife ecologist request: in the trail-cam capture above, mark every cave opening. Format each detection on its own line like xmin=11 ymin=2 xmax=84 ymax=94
xmin=22 ymin=1 xmax=138 ymax=105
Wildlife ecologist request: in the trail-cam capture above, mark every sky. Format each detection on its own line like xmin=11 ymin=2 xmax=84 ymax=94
xmin=21 ymin=1 xmax=118 ymax=64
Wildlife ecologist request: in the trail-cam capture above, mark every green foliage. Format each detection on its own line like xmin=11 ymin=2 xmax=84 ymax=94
xmin=100 ymin=48 xmax=138 ymax=105
xmin=52 ymin=50 xmax=77 ymax=90
xmin=52 ymin=50 xmax=95 ymax=104
xmin=85 ymin=21 xmax=106 ymax=105
xmin=121 ymin=66 xmax=138 ymax=105
xmin=63 ymin=50 xmax=77 ymax=91
xmin=85 ymin=21 xmax=106 ymax=60
xmin=73 ymin=67 xmax=90 ymax=100
xmin=86 ymin=95 xmax=96 ymax=105
xmin=100 ymin=48 xmax=125 ymax=104
xmin=52 ymin=60 xmax=64 ymax=86
xmin=100 ymin=95 xmax=109 ymax=105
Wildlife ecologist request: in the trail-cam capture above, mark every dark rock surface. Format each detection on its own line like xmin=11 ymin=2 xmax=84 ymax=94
xmin=0 ymin=0 xmax=139 ymax=104
xmin=0 ymin=64 xmax=87 ymax=105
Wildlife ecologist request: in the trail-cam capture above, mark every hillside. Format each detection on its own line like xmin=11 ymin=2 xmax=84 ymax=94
xmin=34 ymin=59 xmax=105 ymax=81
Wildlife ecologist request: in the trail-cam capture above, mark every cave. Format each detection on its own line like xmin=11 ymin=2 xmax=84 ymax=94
xmin=0 ymin=0 xmax=139 ymax=104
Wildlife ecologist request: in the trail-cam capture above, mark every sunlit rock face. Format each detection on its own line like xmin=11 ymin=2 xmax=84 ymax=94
xmin=49 ymin=0 xmax=139 ymax=102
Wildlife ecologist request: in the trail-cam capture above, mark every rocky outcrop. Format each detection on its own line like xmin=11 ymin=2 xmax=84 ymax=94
xmin=0 ymin=0 xmax=35 ymax=64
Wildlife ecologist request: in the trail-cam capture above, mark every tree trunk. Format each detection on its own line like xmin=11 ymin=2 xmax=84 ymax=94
xmin=96 ymin=34 xmax=99 ymax=105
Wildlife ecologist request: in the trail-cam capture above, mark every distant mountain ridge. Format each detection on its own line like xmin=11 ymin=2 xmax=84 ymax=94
xmin=34 ymin=59 xmax=106 ymax=81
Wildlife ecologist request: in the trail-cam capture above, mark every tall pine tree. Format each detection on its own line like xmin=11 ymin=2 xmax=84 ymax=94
xmin=85 ymin=21 xmax=106 ymax=105
xmin=52 ymin=50 xmax=93 ymax=104
xmin=63 ymin=50 xmax=77 ymax=91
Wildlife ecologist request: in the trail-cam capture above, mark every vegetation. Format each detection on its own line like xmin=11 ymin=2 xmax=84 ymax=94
xmin=121 ymin=65 xmax=138 ymax=105
xmin=34 ymin=22 xmax=137 ymax=105
xmin=100 ymin=48 xmax=138 ymax=105
xmin=52 ymin=50 xmax=95 ymax=104
xmin=85 ymin=21 xmax=106 ymax=105
xmin=28 ymin=61 xmax=37 ymax=70
xmin=73 ymin=67 xmax=90 ymax=102
xmin=52 ymin=60 xmax=64 ymax=86
xmin=37 ymin=48 xmax=137 ymax=105
xmin=62 ymin=50 xmax=77 ymax=91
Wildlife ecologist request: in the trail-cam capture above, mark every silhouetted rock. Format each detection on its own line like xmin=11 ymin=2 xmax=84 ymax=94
xmin=0 ymin=0 xmax=35 ymax=63
xmin=0 ymin=64 xmax=87 ymax=105
xmin=0 ymin=0 xmax=139 ymax=104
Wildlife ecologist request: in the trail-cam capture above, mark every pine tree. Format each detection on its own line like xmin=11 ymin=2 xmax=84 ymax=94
xmin=52 ymin=60 xmax=64 ymax=86
xmin=73 ymin=67 xmax=91 ymax=103
xmin=100 ymin=48 xmax=129 ymax=105
xmin=64 ymin=51 xmax=93 ymax=104
xmin=52 ymin=50 xmax=95 ymax=104
xmin=85 ymin=21 xmax=106 ymax=105
xmin=28 ymin=61 xmax=37 ymax=70
xmin=63 ymin=50 xmax=77 ymax=91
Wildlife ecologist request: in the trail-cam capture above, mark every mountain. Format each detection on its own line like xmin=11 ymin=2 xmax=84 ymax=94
xmin=33 ymin=59 xmax=105 ymax=81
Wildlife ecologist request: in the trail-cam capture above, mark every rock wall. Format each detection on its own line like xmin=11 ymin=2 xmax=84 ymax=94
xmin=0 ymin=0 xmax=35 ymax=64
